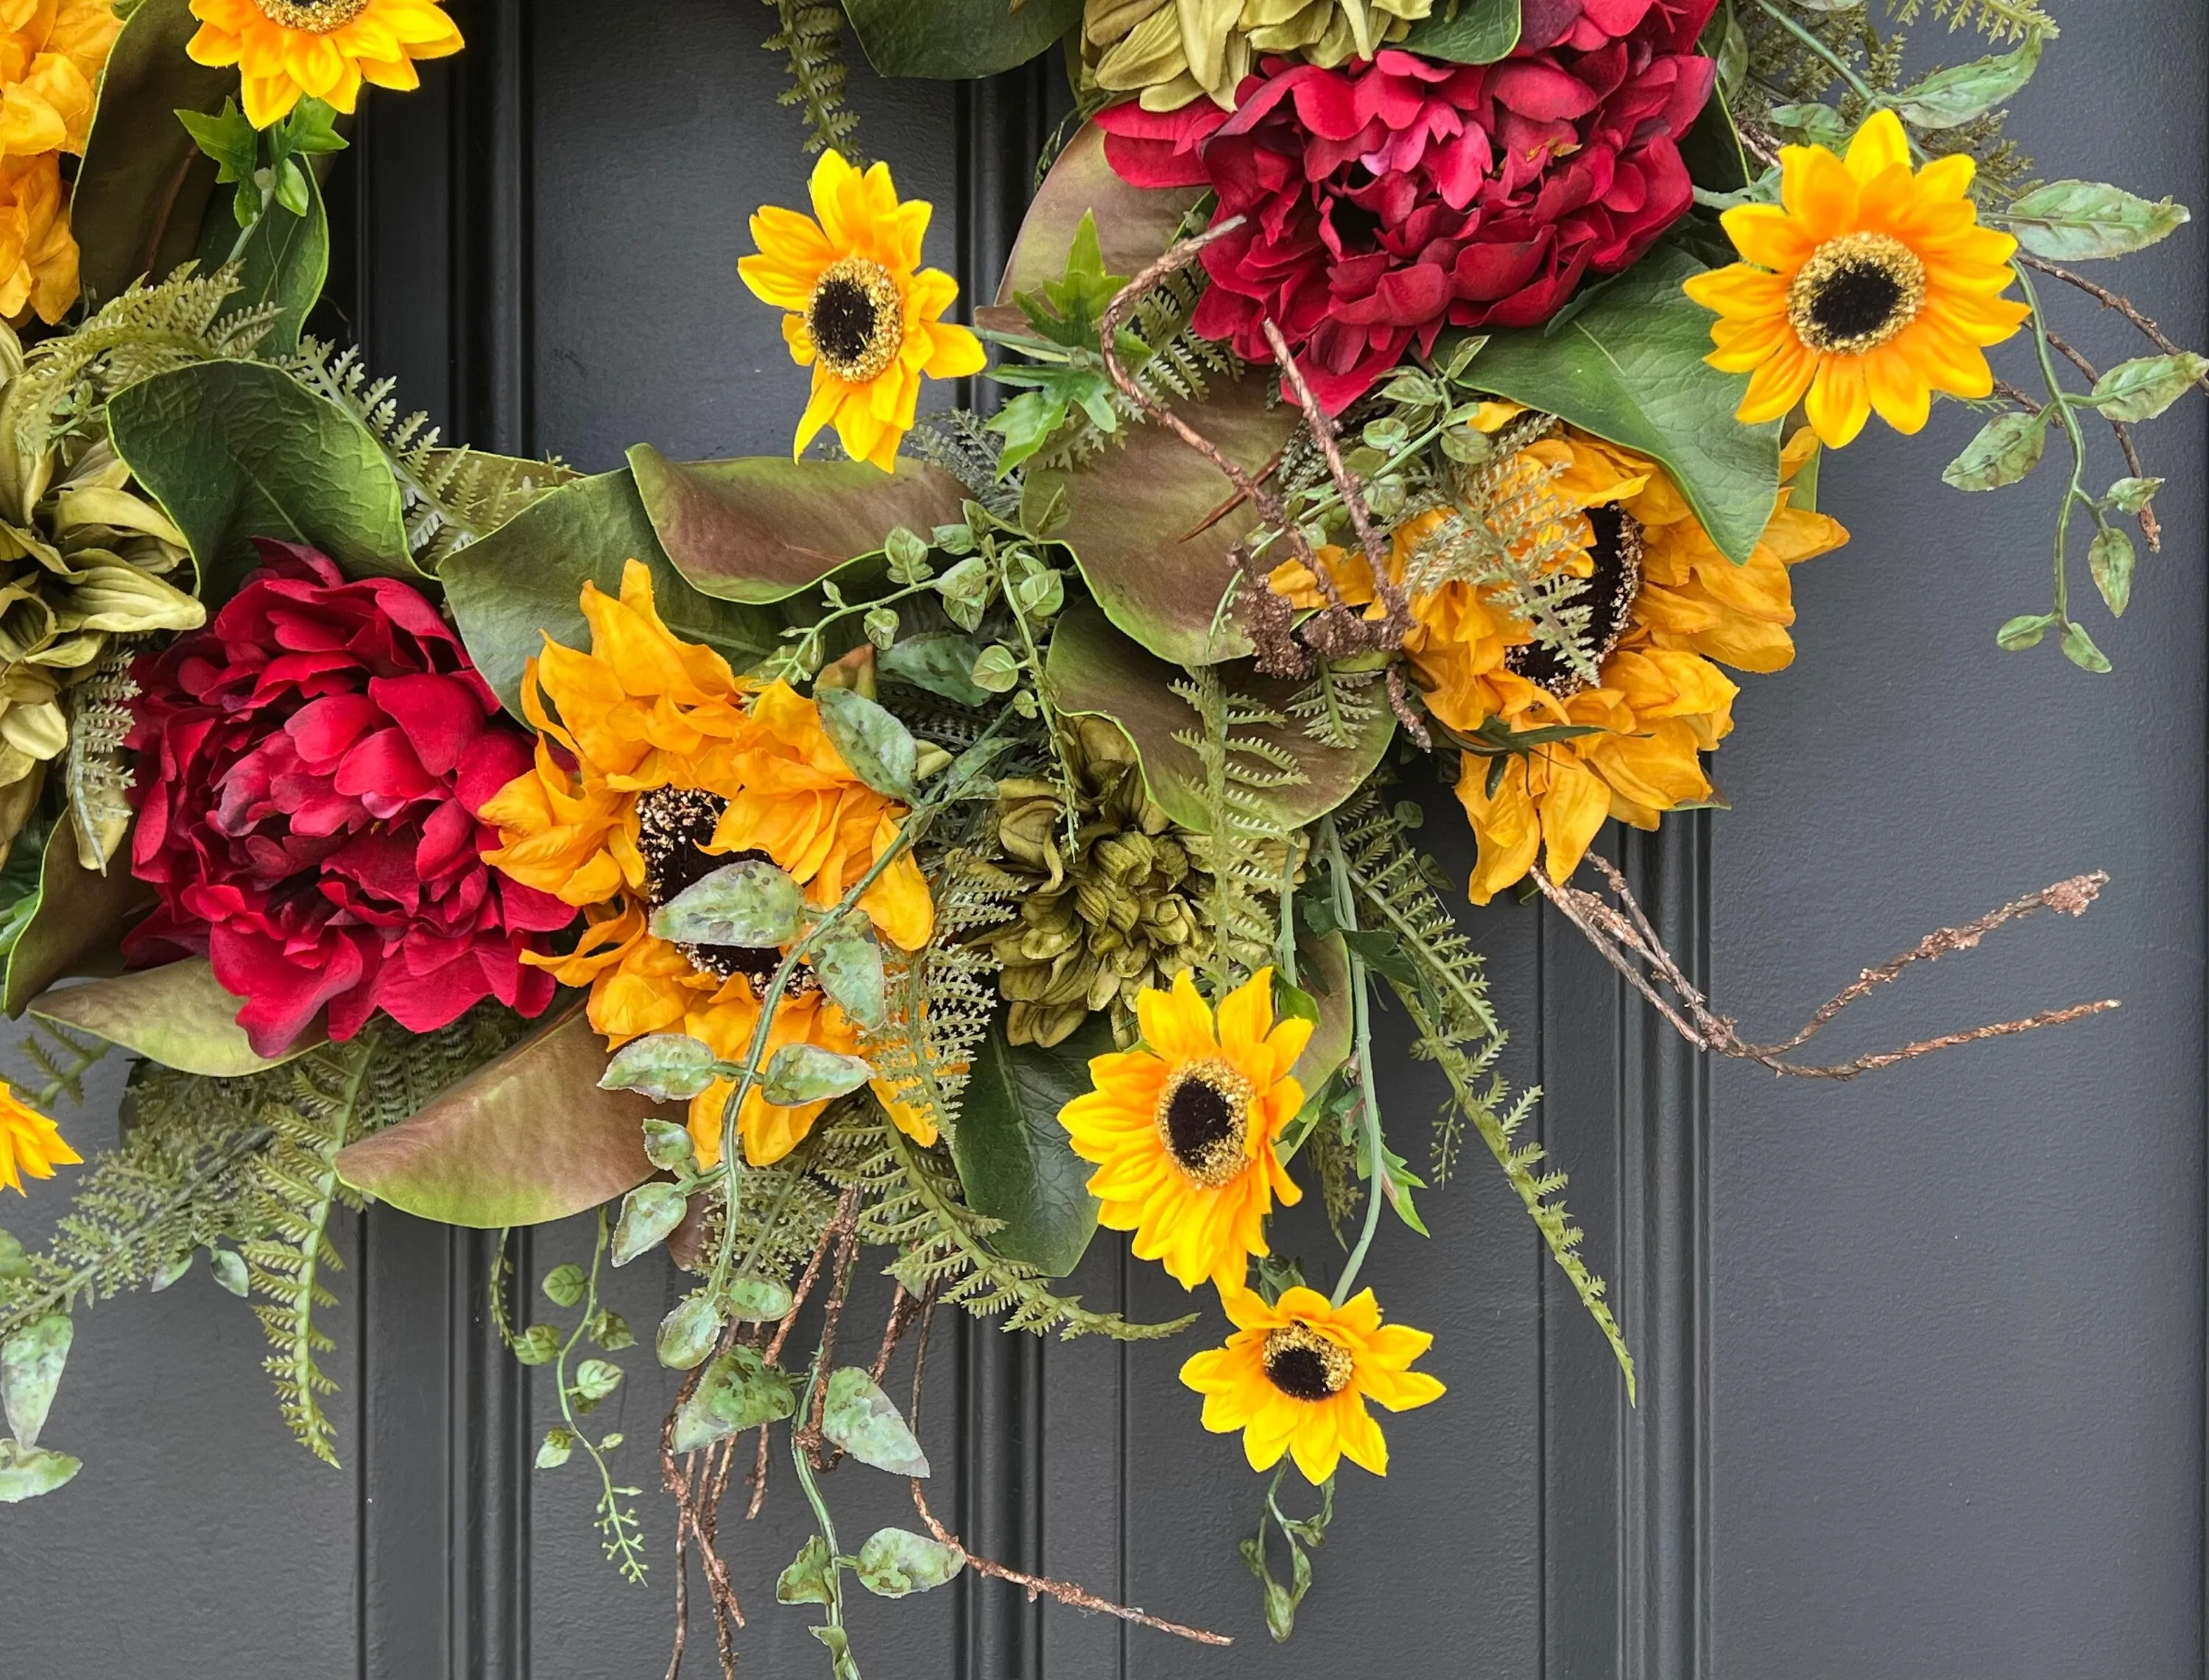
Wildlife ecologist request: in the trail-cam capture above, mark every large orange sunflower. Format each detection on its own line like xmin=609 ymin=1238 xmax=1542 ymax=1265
xmin=0 ymin=1080 xmax=77 ymax=1195
xmin=1180 ymin=1283 xmax=1444 ymax=1483
xmin=1274 ymin=410 xmax=1847 ymax=903
xmin=1683 ymin=109 xmax=2029 ymax=448
xmin=0 ymin=0 xmax=119 ymax=159
xmin=479 ymin=560 xmax=936 ymax=1168
xmin=1058 ymin=966 xmax=1309 ymax=1291
xmin=739 ymin=149 xmax=985 ymax=472
xmin=187 ymin=0 xmax=463 ymax=129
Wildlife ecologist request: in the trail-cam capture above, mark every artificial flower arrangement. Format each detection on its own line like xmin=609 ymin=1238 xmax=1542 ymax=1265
xmin=0 ymin=0 xmax=2188 ymax=1670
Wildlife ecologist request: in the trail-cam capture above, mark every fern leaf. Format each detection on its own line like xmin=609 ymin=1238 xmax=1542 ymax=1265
xmin=760 ymin=0 xmax=862 ymax=160
xmin=61 ymin=638 xmax=143 ymax=872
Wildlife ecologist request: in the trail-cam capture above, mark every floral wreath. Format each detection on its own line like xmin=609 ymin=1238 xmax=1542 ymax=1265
xmin=0 ymin=0 xmax=2183 ymax=1667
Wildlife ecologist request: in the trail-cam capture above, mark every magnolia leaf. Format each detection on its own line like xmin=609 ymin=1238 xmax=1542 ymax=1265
xmin=1462 ymin=244 xmax=1783 ymax=563
xmin=1 ymin=1313 xmax=71 ymax=1448
xmin=952 ymin=1017 xmax=1108 ymax=1277
xmin=601 ymin=1033 xmax=722 ymax=1103
xmin=1048 ymin=605 xmax=1394 ymax=833
xmin=854 ymin=1527 xmax=966 ymax=1598
xmin=658 ymin=1294 xmax=723 ymax=1370
xmin=1942 ymin=410 xmax=2047 ymax=492
xmin=843 ymin=0 xmax=1079 ymax=79
xmin=672 ymin=1346 xmax=797 ymax=1453
xmin=193 ymin=165 xmax=328 ymax=354
xmin=777 ymin=1534 xmax=836 ymax=1606
xmin=650 ymin=858 xmax=806 ymax=950
xmin=1398 ymin=0 xmax=1519 ymax=63
xmin=1884 ymin=37 xmax=2040 ymax=128
xmin=627 ymin=445 xmax=965 ymax=604
xmin=3 ymin=822 xmax=158 ymax=1017
xmin=443 ymin=467 xmax=784 ymax=716
xmin=31 ymin=959 xmax=321 ymax=1075
xmin=814 ymin=685 xmax=919 ymax=802
xmin=612 ymin=1182 xmax=689 ymax=1266
xmin=811 ymin=925 xmax=887 ymax=1031
xmin=0 ymin=1439 xmax=80 ymax=1503
xmin=2004 ymin=180 xmax=2192 ymax=261
xmin=761 ymin=1044 xmax=873 ymax=1107
xmin=107 ymin=364 xmax=416 ymax=599
xmin=2089 ymin=526 xmax=2135 ymax=617
xmin=334 ymin=1006 xmax=655 ymax=1227
xmin=878 ymin=630 xmax=993 ymax=706
xmin=726 ymin=1276 xmax=796 ymax=1321
xmin=537 ymin=1427 xmax=575 ymax=1469
xmin=822 ymin=1366 xmax=929 ymax=1476
xmin=989 ymin=121 xmax=1206 ymax=325
xmin=1288 ymin=932 xmax=1355 ymax=1094
xmin=71 ymin=0 xmax=234 ymax=304
xmin=2087 ymin=353 xmax=2209 ymax=423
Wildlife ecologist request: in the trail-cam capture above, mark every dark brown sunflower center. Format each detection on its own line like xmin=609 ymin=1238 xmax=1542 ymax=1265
xmin=1504 ymin=501 xmax=1644 ymax=699
xmin=1154 ymin=1056 xmax=1254 ymax=1187
xmin=636 ymin=786 xmax=817 ymax=999
xmin=807 ymin=257 xmax=903 ymax=384
xmin=1787 ymin=231 xmax=1926 ymax=356
xmin=1261 ymin=1324 xmax=1353 ymax=1402
xmin=253 ymin=0 xmax=370 ymax=29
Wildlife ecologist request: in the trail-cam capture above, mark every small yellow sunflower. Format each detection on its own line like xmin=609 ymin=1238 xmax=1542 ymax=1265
xmin=1683 ymin=110 xmax=2029 ymax=449
xmin=1272 ymin=409 xmax=1847 ymax=903
xmin=479 ymin=560 xmax=936 ymax=1168
xmin=1058 ymin=966 xmax=1309 ymax=1291
xmin=0 ymin=1080 xmax=78 ymax=1195
xmin=739 ymin=149 xmax=985 ymax=473
xmin=1180 ymin=1282 xmax=1443 ymax=1483
xmin=186 ymin=0 xmax=464 ymax=130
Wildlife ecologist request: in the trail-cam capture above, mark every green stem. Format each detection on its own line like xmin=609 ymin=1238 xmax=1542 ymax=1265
xmin=2015 ymin=264 xmax=2094 ymax=626
xmin=1320 ymin=817 xmax=1387 ymax=1307
xmin=791 ymin=1355 xmax=846 ymax=1631
xmin=556 ymin=1206 xmax=646 ymax=1583
xmin=1752 ymin=0 xmax=1882 ymax=109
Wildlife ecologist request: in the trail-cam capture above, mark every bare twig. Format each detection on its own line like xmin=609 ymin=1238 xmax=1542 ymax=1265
xmin=744 ymin=1196 xmax=846 ymax=1519
xmin=901 ymin=1296 xmax=1231 ymax=1647
xmin=1533 ymin=859 xmax=2120 ymax=1080
xmin=2043 ymin=331 xmax=2163 ymax=551
xmin=868 ymin=1284 xmax=920 ymax=1386
xmin=2019 ymin=254 xmax=2209 ymax=397
xmin=797 ymin=1188 xmax=864 ymax=1471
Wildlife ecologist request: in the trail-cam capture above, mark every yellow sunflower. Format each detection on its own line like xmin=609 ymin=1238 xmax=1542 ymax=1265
xmin=186 ymin=0 xmax=463 ymax=130
xmin=1272 ymin=409 xmax=1847 ymax=903
xmin=739 ymin=149 xmax=985 ymax=473
xmin=1180 ymin=1282 xmax=1443 ymax=1483
xmin=1683 ymin=109 xmax=2029 ymax=449
xmin=1059 ymin=966 xmax=1309 ymax=1291
xmin=0 ymin=1080 xmax=78 ymax=1195
xmin=479 ymin=560 xmax=936 ymax=1168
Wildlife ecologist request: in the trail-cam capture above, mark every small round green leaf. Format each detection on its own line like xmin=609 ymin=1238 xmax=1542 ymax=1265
xmin=815 ymin=685 xmax=920 ymax=802
xmin=0 ymin=1440 xmax=80 ymax=1503
xmin=761 ymin=1044 xmax=874 ymax=1107
xmin=512 ymin=1324 xmax=561 ymax=1366
xmin=612 ymin=1182 xmax=689 ymax=1267
xmin=724 ymin=1276 xmax=796 ymax=1322
xmin=812 ymin=927 xmax=887 ymax=1031
xmin=657 ymin=1295 xmax=722 ymax=1370
xmin=1 ymin=1313 xmax=71 ymax=1448
xmin=641 ymin=1118 xmax=697 ymax=1173
xmin=672 ymin=1346 xmax=797 ymax=1452
xmin=1942 ymin=410 xmax=2046 ymax=492
xmin=822 ymin=1366 xmax=930 ymax=1476
xmin=537 ymin=1426 xmax=575 ymax=1469
xmin=776 ymin=1533 xmax=836 ymax=1606
xmin=601 ymin=1033 xmax=722 ymax=1102
xmin=855 ymin=1526 xmax=966 ymax=1598
xmin=571 ymin=1359 xmax=624 ymax=1405
xmin=540 ymin=1263 xmax=588 ymax=1308
xmin=649 ymin=861 xmax=806 ymax=950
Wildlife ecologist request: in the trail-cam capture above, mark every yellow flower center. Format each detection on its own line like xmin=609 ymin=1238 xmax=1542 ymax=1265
xmin=1787 ymin=231 xmax=1927 ymax=358
xmin=635 ymin=786 xmax=817 ymax=1000
xmin=807 ymin=258 xmax=905 ymax=385
xmin=253 ymin=0 xmax=371 ymax=30
xmin=1154 ymin=1056 xmax=1254 ymax=1187
xmin=1502 ymin=501 xmax=1644 ymax=699
xmin=1261 ymin=1323 xmax=1353 ymax=1402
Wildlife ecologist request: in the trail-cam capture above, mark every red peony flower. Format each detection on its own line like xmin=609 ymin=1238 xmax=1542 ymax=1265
xmin=1518 ymin=0 xmax=1716 ymax=53
xmin=1098 ymin=20 xmax=1718 ymax=412
xmin=125 ymin=540 xmax=574 ymax=1056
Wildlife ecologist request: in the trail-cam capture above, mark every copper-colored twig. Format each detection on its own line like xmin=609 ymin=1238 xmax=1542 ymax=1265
xmin=660 ymin=1355 xmax=745 ymax=1679
xmin=900 ymin=1293 xmax=1231 ymax=1648
xmin=1532 ymin=859 xmax=2120 ymax=1081
xmin=797 ymin=1190 xmax=864 ymax=1470
xmin=744 ymin=1196 xmax=845 ymax=1519
xmin=2018 ymin=253 xmax=2209 ymax=397
xmin=868 ymin=1285 xmax=920 ymax=1386
xmin=2043 ymin=331 xmax=2163 ymax=551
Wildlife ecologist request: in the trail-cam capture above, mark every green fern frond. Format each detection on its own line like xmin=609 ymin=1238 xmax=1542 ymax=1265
xmin=1887 ymin=0 xmax=2057 ymax=43
xmin=61 ymin=637 xmax=143 ymax=872
xmin=289 ymin=340 xmax=574 ymax=568
xmin=1173 ymin=666 xmax=1302 ymax=987
xmin=760 ymin=0 xmax=862 ymax=160
xmin=1286 ymin=660 xmax=1385 ymax=750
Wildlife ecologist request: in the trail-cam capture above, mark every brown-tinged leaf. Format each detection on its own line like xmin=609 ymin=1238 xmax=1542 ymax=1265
xmin=2 ymin=822 xmax=155 ymax=1017
xmin=334 ymin=1005 xmax=656 ymax=1227
xmin=30 ymin=958 xmax=321 ymax=1076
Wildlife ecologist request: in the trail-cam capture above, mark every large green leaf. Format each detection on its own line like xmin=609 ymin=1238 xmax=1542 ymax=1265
xmin=843 ymin=0 xmax=1079 ymax=79
xmin=1046 ymin=604 xmax=1394 ymax=833
xmin=626 ymin=445 xmax=965 ymax=605
xmin=442 ymin=467 xmax=788 ymax=716
xmin=106 ymin=361 xmax=415 ymax=599
xmin=1399 ymin=0 xmax=1520 ymax=63
xmin=1460 ymin=244 xmax=1782 ymax=563
xmin=1289 ymin=932 xmax=1353 ymax=1093
xmin=986 ymin=121 xmax=1205 ymax=320
xmin=192 ymin=169 xmax=329 ymax=356
xmin=30 ymin=959 xmax=319 ymax=1076
xmin=71 ymin=0 xmax=233 ymax=305
xmin=1057 ymin=374 xmax=1298 ymax=666
xmin=334 ymin=1006 xmax=657 ymax=1227
xmin=951 ymin=1014 xmax=1109 ymax=1277
xmin=2 ymin=824 xmax=155 ymax=1017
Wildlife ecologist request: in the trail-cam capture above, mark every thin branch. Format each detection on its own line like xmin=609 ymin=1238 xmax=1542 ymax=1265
xmin=2043 ymin=331 xmax=2163 ymax=551
xmin=2018 ymin=254 xmax=2209 ymax=396
xmin=1533 ymin=859 xmax=2119 ymax=1080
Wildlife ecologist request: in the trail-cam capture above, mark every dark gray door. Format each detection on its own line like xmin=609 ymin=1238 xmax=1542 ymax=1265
xmin=4 ymin=2 xmax=2204 ymax=1676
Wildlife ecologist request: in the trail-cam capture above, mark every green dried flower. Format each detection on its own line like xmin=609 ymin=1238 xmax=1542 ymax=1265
xmin=1084 ymin=0 xmax=1434 ymax=112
